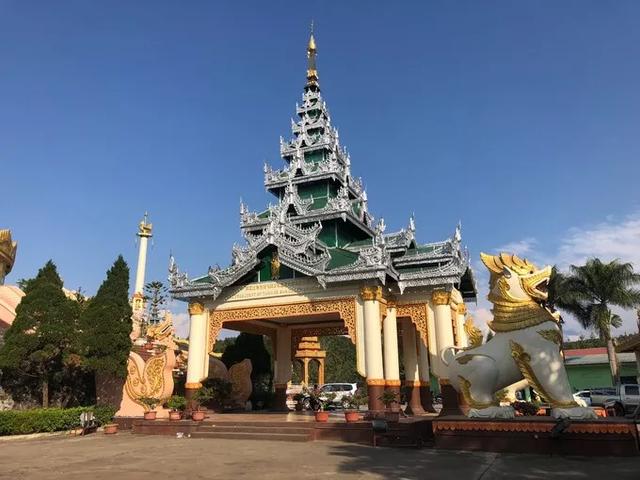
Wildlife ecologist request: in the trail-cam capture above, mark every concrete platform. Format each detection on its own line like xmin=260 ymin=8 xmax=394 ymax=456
xmin=128 ymin=411 xmax=434 ymax=445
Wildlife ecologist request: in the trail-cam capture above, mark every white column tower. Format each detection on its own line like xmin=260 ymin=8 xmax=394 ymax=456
xmin=132 ymin=212 xmax=152 ymax=312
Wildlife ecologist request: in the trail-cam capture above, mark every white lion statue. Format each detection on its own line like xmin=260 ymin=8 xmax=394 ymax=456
xmin=444 ymin=252 xmax=596 ymax=420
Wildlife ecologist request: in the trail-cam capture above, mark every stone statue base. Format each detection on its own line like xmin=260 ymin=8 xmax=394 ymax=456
xmin=551 ymin=406 xmax=598 ymax=420
xmin=468 ymin=406 xmax=515 ymax=419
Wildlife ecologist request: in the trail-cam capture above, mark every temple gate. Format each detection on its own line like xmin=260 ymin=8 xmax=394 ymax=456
xmin=169 ymin=32 xmax=477 ymax=412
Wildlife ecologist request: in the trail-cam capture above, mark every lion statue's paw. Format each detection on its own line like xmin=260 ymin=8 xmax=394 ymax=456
xmin=468 ymin=405 xmax=515 ymax=419
xmin=551 ymin=406 xmax=597 ymax=420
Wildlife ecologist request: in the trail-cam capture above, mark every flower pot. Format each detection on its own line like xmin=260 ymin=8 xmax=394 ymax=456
xmin=169 ymin=411 xmax=182 ymax=421
xmin=143 ymin=411 xmax=157 ymax=420
xmin=314 ymin=411 xmax=329 ymax=422
xmin=384 ymin=411 xmax=400 ymax=423
xmin=191 ymin=410 xmax=206 ymax=421
xmin=344 ymin=411 xmax=360 ymax=423
xmin=103 ymin=423 xmax=118 ymax=435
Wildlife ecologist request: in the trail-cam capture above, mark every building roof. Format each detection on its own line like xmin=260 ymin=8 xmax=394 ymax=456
xmin=168 ymin=34 xmax=477 ymax=303
xmin=616 ymin=334 xmax=640 ymax=354
xmin=564 ymin=347 xmax=637 ymax=366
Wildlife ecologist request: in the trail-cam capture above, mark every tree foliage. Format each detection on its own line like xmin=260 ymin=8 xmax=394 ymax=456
xmin=221 ymin=333 xmax=271 ymax=377
xmin=221 ymin=333 xmax=273 ymax=406
xmin=321 ymin=336 xmax=360 ymax=384
xmin=143 ymin=281 xmax=167 ymax=325
xmin=555 ymin=258 xmax=640 ymax=384
xmin=79 ymin=256 xmax=132 ymax=379
xmin=0 ymin=261 xmax=81 ymax=407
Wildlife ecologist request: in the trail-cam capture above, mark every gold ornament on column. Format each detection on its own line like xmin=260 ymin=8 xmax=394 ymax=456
xmin=431 ymin=290 xmax=451 ymax=306
xmin=188 ymin=302 xmax=205 ymax=315
xmin=457 ymin=303 xmax=467 ymax=315
xmin=360 ymin=286 xmax=383 ymax=301
xmin=270 ymin=251 xmax=281 ymax=280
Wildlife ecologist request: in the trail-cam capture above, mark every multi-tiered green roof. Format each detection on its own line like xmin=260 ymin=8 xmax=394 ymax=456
xmin=170 ymin=34 xmax=476 ymax=301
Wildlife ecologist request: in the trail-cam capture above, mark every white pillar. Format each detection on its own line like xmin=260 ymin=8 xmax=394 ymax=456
xmin=431 ymin=290 xmax=455 ymax=379
xmin=275 ymin=326 xmax=292 ymax=385
xmin=418 ymin=337 xmax=431 ymax=385
xmin=426 ymin=302 xmax=439 ymax=374
xmin=401 ymin=318 xmax=420 ymax=385
xmin=134 ymin=236 xmax=149 ymax=295
xmin=132 ymin=215 xmax=152 ymax=313
xmin=383 ymin=302 xmax=400 ymax=386
xmin=185 ymin=302 xmax=207 ymax=388
xmin=361 ymin=287 xmax=385 ymax=384
xmin=455 ymin=303 xmax=468 ymax=348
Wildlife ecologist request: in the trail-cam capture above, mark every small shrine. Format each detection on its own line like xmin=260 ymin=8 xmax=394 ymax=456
xmin=295 ymin=336 xmax=326 ymax=386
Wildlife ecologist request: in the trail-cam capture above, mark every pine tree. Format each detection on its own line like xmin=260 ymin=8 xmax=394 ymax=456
xmin=0 ymin=261 xmax=80 ymax=407
xmin=144 ymin=281 xmax=167 ymax=325
xmin=80 ymin=256 xmax=132 ymax=380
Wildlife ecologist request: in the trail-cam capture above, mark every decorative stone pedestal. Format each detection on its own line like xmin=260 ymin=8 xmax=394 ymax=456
xmin=433 ymin=417 xmax=640 ymax=456
xmin=419 ymin=384 xmax=436 ymax=413
xmin=366 ymin=383 xmax=385 ymax=412
xmin=438 ymin=382 xmax=464 ymax=416
xmin=273 ymin=384 xmax=288 ymax=411
xmin=405 ymin=383 xmax=425 ymax=415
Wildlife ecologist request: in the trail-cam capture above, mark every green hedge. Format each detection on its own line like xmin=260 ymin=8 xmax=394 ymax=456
xmin=0 ymin=406 xmax=116 ymax=436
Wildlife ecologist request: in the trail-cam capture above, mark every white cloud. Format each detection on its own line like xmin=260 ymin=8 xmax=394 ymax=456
xmin=495 ymin=238 xmax=538 ymax=257
xmin=476 ymin=211 xmax=640 ymax=337
xmin=168 ymin=299 xmax=238 ymax=340
xmin=554 ymin=213 xmax=640 ymax=270
xmin=172 ymin=312 xmax=190 ymax=338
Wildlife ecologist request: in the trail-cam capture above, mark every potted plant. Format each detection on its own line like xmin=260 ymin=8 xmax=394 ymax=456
xmin=293 ymin=392 xmax=305 ymax=411
xmin=103 ymin=423 xmax=119 ymax=434
xmin=378 ymin=389 xmax=400 ymax=422
xmin=166 ymin=395 xmax=187 ymax=420
xmin=191 ymin=387 xmax=213 ymax=421
xmin=343 ymin=390 xmax=368 ymax=423
xmin=512 ymin=401 xmax=540 ymax=417
xmin=139 ymin=397 xmax=160 ymax=420
xmin=203 ymin=378 xmax=233 ymax=412
xmin=313 ymin=392 xmax=336 ymax=422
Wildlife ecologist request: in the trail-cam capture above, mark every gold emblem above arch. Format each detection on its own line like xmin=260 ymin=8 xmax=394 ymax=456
xmin=207 ymin=297 xmax=357 ymax=353
xmin=396 ymin=303 xmax=429 ymax=345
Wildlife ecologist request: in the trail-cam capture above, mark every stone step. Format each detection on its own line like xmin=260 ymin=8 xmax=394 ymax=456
xmin=200 ymin=420 xmax=317 ymax=428
xmin=199 ymin=425 xmax=313 ymax=435
xmin=191 ymin=431 xmax=311 ymax=442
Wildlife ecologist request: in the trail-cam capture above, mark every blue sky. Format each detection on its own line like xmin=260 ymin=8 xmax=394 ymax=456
xmin=2 ymin=1 xmax=639 ymax=337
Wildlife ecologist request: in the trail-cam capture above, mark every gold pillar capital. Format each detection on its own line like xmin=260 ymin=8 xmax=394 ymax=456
xmin=431 ymin=290 xmax=451 ymax=306
xmin=188 ymin=301 xmax=205 ymax=315
xmin=457 ymin=303 xmax=467 ymax=315
xmin=360 ymin=285 xmax=383 ymax=301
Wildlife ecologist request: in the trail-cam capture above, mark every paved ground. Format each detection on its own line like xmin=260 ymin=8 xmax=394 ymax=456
xmin=1 ymin=432 xmax=639 ymax=479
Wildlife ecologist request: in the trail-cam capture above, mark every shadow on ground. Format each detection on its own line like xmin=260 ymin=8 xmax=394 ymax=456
xmin=327 ymin=444 xmax=640 ymax=480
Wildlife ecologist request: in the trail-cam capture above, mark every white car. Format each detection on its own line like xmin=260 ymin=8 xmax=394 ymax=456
xmin=573 ymin=390 xmax=592 ymax=407
xmin=302 ymin=383 xmax=358 ymax=410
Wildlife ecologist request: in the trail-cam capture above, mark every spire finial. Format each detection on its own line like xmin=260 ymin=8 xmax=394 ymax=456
xmin=306 ymin=22 xmax=318 ymax=85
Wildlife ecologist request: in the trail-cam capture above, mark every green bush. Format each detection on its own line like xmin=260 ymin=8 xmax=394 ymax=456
xmin=0 ymin=406 xmax=116 ymax=436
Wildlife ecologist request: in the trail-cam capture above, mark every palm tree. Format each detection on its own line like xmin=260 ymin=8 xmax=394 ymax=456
xmin=555 ymin=259 xmax=640 ymax=385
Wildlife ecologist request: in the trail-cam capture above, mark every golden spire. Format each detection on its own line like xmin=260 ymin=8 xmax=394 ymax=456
xmin=306 ymin=21 xmax=318 ymax=84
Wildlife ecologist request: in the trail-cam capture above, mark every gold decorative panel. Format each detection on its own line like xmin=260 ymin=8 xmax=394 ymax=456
xmin=397 ymin=303 xmax=429 ymax=345
xmin=207 ymin=297 xmax=357 ymax=353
